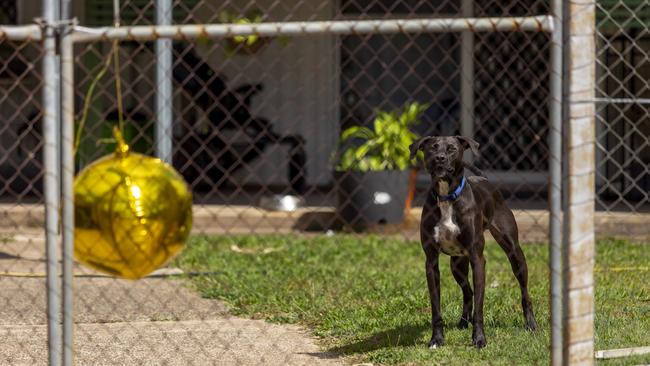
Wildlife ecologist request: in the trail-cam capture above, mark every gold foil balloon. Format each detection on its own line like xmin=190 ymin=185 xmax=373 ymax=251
xmin=74 ymin=127 xmax=192 ymax=279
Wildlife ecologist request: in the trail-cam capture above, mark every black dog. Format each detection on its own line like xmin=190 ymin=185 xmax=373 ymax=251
xmin=409 ymin=135 xmax=537 ymax=349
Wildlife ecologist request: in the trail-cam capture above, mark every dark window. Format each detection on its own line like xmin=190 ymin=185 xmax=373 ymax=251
xmin=0 ymin=0 xmax=17 ymax=24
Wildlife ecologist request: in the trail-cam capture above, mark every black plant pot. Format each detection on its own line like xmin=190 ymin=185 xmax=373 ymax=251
xmin=335 ymin=170 xmax=411 ymax=228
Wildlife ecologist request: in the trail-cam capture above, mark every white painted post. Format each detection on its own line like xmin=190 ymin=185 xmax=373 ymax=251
xmin=562 ymin=0 xmax=596 ymax=363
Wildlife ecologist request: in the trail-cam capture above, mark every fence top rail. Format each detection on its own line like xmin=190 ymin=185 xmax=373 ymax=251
xmin=0 ymin=25 xmax=43 ymax=41
xmin=70 ymin=15 xmax=553 ymax=42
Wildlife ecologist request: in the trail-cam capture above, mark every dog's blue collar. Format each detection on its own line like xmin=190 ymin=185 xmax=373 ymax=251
xmin=432 ymin=176 xmax=467 ymax=202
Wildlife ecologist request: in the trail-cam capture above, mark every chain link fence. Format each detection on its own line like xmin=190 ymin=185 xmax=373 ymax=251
xmin=588 ymin=0 xmax=650 ymax=361
xmin=72 ymin=0 xmax=555 ymax=242
xmin=0 ymin=0 xmax=648 ymax=364
xmin=596 ymin=0 xmax=650 ymax=214
xmin=0 ymin=3 xmax=49 ymax=365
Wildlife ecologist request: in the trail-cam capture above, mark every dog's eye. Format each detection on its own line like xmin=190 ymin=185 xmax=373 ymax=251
xmin=447 ymin=146 xmax=457 ymax=152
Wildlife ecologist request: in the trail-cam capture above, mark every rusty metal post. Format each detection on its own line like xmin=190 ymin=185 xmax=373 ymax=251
xmin=562 ymin=0 xmax=596 ymax=363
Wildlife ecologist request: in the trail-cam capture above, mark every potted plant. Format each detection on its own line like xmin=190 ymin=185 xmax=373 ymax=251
xmin=335 ymin=102 xmax=428 ymax=228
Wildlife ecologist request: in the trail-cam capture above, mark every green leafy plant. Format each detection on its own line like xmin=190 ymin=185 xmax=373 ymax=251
xmin=336 ymin=102 xmax=428 ymax=171
xmin=215 ymin=9 xmax=291 ymax=56
xmin=219 ymin=10 xmax=264 ymax=47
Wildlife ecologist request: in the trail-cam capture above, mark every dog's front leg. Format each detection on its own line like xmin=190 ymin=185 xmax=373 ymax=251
xmin=469 ymin=237 xmax=487 ymax=349
xmin=424 ymin=248 xmax=444 ymax=349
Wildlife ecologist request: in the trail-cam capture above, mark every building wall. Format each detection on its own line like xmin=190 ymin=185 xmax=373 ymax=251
xmin=71 ymin=0 xmax=338 ymax=188
xmin=188 ymin=0 xmax=338 ymax=187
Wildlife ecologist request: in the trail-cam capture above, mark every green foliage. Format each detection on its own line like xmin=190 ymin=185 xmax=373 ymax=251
xmin=218 ymin=10 xmax=264 ymax=47
xmin=176 ymin=235 xmax=650 ymax=365
xmin=207 ymin=9 xmax=291 ymax=56
xmin=336 ymin=102 xmax=427 ymax=172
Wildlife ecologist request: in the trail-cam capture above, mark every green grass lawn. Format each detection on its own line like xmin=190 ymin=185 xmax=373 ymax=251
xmin=175 ymin=235 xmax=650 ymax=365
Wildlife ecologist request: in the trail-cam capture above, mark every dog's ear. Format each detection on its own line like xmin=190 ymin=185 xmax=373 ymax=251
xmin=409 ymin=136 xmax=433 ymax=160
xmin=455 ymin=136 xmax=480 ymax=157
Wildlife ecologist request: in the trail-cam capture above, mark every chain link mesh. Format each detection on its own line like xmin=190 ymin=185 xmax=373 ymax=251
xmin=596 ymin=0 xmax=650 ymax=214
xmin=76 ymin=1 xmax=553 ymax=362
xmin=71 ymin=0 xmax=556 ymax=240
xmin=0 ymin=1 xmax=50 ymax=363
xmin=0 ymin=0 xmax=647 ymax=364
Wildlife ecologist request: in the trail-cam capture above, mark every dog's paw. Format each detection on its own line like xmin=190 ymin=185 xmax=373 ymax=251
xmin=525 ymin=314 xmax=538 ymax=331
xmin=525 ymin=320 xmax=538 ymax=332
xmin=472 ymin=334 xmax=487 ymax=349
xmin=457 ymin=318 xmax=470 ymax=329
xmin=428 ymin=334 xmax=444 ymax=349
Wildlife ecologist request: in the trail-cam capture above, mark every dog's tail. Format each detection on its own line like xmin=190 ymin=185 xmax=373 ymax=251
xmin=463 ymin=161 xmax=486 ymax=178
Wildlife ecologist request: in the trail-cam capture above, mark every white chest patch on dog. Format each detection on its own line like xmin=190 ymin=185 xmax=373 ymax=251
xmin=433 ymin=181 xmax=464 ymax=256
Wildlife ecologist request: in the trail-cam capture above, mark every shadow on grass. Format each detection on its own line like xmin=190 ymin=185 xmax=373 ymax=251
xmin=326 ymin=319 xmax=533 ymax=357
xmin=328 ymin=323 xmax=430 ymax=355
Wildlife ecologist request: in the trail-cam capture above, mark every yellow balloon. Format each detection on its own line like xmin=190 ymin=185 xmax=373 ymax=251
xmin=74 ymin=127 xmax=192 ymax=279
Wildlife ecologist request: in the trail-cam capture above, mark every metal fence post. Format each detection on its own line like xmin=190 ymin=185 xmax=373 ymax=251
xmin=42 ymin=1 xmax=62 ymax=365
xmin=549 ymin=0 xmax=564 ymax=363
xmin=60 ymin=21 xmax=76 ymax=366
xmin=460 ymin=0 xmax=474 ymax=141
xmin=61 ymin=5 xmax=74 ymax=366
xmin=562 ymin=0 xmax=596 ymax=363
xmin=61 ymin=0 xmax=71 ymax=21
xmin=156 ymin=0 xmax=173 ymax=163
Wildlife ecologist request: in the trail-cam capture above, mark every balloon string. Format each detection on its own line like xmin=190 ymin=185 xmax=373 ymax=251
xmin=74 ymin=0 xmax=125 ymax=156
xmin=73 ymin=47 xmax=116 ymax=154
xmin=113 ymin=0 xmax=125 ymax=136
xmin=112 ymin=125 xmax=129 ymax=157
xmin=112 ymin=40 xmax=125 ymax=134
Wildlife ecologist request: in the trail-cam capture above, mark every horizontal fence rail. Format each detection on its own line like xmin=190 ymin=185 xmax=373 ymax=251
xmin=0 ymin=16 xmax=556 ymax=42
xmin=70 ymin=16 xmax=553 ymax=42
xmin=0 ymin=25 xmax=44 ymax=40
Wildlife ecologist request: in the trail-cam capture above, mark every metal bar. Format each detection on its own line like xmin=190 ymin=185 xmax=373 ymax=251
xmin=58 ymin=4 xmax=73 ymax=366
xmin=460 ymin=0 xmax=474 ymax=143
xmin=577 ymin=97 xmax=650 ymax=104
xmin=563 ymin=0 xmax=596 ymax=362
xmin=155 ymin=0 xmax=173 ymax=163
xmin=0 ymin=25 xmax=43 ymax=40
xmin=60 ymin=24 xmax=75 ymax=366
xmin=595 ymin=346 xmax=650 ymax=360
xmin=61 ymin=0 xmax=72 ymax=20
xmin=42 ymin=2 xmax=61 ymax=366
xmin=60 ymin=5 xmax=73 ymax=366
xmin=549 ymin=3 xmax=563 ymax=365
xmin=113 ymin=0 xmax=120 ymax=26
xmin=71 ymin=16 xmax=554 ymax=42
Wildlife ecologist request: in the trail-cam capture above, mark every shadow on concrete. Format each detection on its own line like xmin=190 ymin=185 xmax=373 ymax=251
xmin=0 ymin=251 xmax=42 ymax=262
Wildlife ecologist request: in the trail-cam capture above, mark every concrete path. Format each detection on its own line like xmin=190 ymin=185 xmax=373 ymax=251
xmin=0 ymin=231 xmax=342 ymax=365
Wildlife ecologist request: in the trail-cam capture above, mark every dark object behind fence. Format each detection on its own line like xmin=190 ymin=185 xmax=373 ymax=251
xmin=335 ymin=170 xmax=410 ymax=228
xmin=171 ymin=42 xmax=306 ymax=194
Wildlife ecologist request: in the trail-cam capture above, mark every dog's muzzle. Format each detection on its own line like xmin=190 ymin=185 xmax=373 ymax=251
xmin=427 ymin=160 xmax=453 ymax=178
